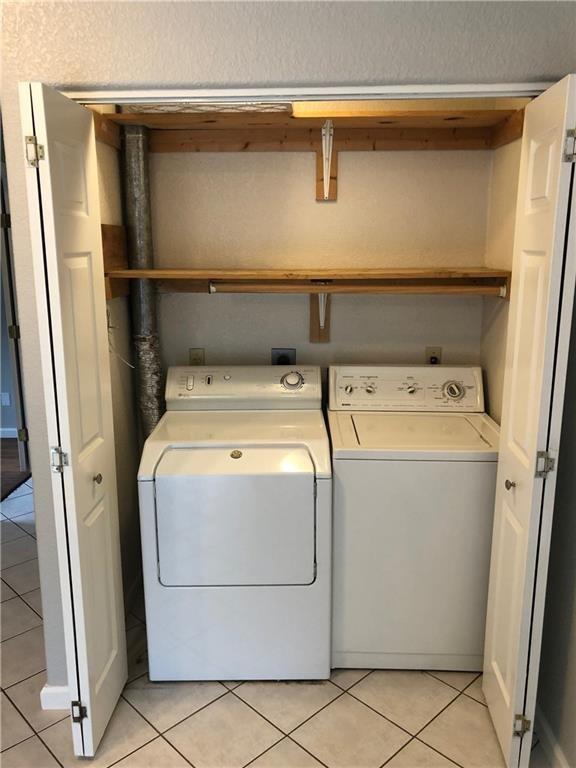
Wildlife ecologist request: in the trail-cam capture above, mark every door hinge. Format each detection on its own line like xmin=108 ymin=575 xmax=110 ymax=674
xmin=25 ymin=135 xmax=45 ymax=168
xmin=564 ymin=129 xmax=576 ymax=163
xmin=71 ymin=701 xmax=87 ymax=723
xmin=535 ymin=451 xmax=555 ymax=478
xmin=513 ymin=714 xmax=532 ymax=737
xmin=8 ymin=324 xmax=20 ymax=340
xmin=50 ymin=446 xmax=69 ymax=473
xmin=0 ymin=213 xmax=10 ymax=229
xmin=17 ymin=428 xmax=29 ymax=443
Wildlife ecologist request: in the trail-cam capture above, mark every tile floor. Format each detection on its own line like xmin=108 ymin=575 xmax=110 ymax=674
xmin=1 ymin=478 xmax=549 ymax=767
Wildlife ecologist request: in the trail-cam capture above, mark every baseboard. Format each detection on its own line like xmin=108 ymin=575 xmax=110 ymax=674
xmin=536 ymin=706 xmax=571 ymax=768
xmin=0 ymin=427 xmax=18 ymax=438
xmin=40 ymin=684 xmax=70 ymax=711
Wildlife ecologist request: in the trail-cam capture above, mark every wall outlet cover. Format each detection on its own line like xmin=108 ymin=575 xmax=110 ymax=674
xmin=188 ymin=348 xmax=205 ymax=366
xmin=425 ymin=346 xmax=443 ymax=365
xmin=271 ymin=348 xmax=296 ymax=365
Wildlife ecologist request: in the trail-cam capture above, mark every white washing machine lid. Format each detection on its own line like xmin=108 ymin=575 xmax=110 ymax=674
xmin=139 ymin=409 xmax=331 ymax=480
xmin=329 ymin=411 xmax=499 ymax=461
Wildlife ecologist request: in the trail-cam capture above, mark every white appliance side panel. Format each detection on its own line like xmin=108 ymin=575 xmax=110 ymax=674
xmin=155 ymin=447 xmax=315 ymax=586
xmin=138 ymin=479 xmax=332 ymax=680
xmin=332 ymin=459 xmax=497 ymax=669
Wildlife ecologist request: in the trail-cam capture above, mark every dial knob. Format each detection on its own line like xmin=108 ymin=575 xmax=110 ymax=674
xmin=406 ymin=385 xmax=416 ymax=395
xmin=443 ymin=381 xmax=465 ymax=400
xmin=365 ymin=385 xmax=376 ymax=395
xmin=281 ymin=371 xmax=304 ymax=390
xmin=344 ymin=385 xmax=354 ymax=395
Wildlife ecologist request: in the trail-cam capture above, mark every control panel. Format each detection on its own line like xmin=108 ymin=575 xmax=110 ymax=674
xmin=329 ymin=366 xmax=484 ymax=412
xmin=165 ymin=366 xmax=321 ymax=410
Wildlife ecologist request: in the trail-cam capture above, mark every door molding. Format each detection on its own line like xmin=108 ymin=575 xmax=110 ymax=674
xmin=61 ymin=82 xmax=553 ymax=105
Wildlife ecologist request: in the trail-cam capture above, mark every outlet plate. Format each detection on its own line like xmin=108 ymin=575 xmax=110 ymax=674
xmin=271 ymin=348 xmax=296 ymax=365
xmin=425 ymin=346 xmax=443 ymax=365
xmin=188 ymin=348 xmax=205 ymax=366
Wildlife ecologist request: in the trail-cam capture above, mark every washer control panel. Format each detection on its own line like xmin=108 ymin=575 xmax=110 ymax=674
xmin=166 ymin=366 xmax=321 ymax=410
xmin=329 ymin=366 xmax=484 ymax=412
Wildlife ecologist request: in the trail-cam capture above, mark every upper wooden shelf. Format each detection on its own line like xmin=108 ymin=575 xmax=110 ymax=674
xmin=100 ymin=97 xmax=528 ymax=153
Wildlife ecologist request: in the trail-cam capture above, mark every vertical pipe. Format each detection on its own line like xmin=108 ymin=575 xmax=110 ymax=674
xmin=122 ymin=125 xmax=163 ymax=437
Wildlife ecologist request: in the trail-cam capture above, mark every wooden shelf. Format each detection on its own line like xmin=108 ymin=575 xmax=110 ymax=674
xmin=105 ymin=266 xmax=511 ymax=298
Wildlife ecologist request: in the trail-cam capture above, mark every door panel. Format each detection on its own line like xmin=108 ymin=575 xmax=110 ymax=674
xmin=483 ymin=75 xmax=576 ymax=767
xmin=22 ymin=82 xmax=127 ymax=756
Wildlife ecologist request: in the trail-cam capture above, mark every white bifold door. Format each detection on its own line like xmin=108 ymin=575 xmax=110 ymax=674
xmin=483 ymin=75 xmax=576 ymax=768
xmin=20 ymin=83 xmax=127 ymax=756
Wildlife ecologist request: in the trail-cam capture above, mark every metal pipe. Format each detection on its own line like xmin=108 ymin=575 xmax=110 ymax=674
xmin=122 ymin=125 xmax=163 ymax=437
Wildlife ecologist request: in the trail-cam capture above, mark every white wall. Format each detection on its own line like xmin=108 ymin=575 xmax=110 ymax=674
xmin=481 ymin=140 xmax=522 ymax=423
xmin=153 ymin=151 xmax=490 ymax=367
xmin=2 ymin=0 xmax=575 ymax=690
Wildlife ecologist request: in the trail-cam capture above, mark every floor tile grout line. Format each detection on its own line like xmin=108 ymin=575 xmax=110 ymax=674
xmin=286 ymin=734 xmax=332 ymax=768
xmin=2 ymin=687 xmax=65 ymax=767
xmin=105 ymin=734 xmax=174 ymax=768
xmin=1 ymin=620 xmax=45 ymax=647
xmin=240 ymin=733 xmax=290 ymax=768
xmin=229 ymin=686 xmax=295 ymax=736
xmin=330 ymin=668 xmax=374 ymax=693
xmin=3 ymin=667 xmax=48 ymax=691
xmin=0 ymin=526 xmax=30 ymax=543
xmin=19 ymin=589 xmax=43 ymax=621
xmin=413 ymin=691 xmax=464 ymax=739
xmin=425 ymin=670 xmax=481 ymax=693
xmin=1 ymin=555 xmax=40 ymax=574
xmin=1 ymin=619 xmax=44 ymax=644
xmin=413 ymin=736 xmax=466 ymax=768
xmin=379 ymin=735 xmax=415 ymax=768
xmin=119 ymin=693 xmax=197 ymax=767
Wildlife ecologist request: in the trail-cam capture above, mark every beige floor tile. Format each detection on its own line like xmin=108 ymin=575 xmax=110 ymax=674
xmin=463 ymin=675 xmax=486 ymax=705
xmin=0 ymin=691 xmax=34 ymax=751
xmin=4 ymin=671 xmax=68 ymax=732
xmin=0 ymin=735 xmax=60 ymax=766
xmin=1 ymin=625 xmax=45 ymax=688
xmin=235 ymin=680 xmax=341 ymax=733
xmin=427 ymin=671 xmax=480 ymax=691
xmin=385 ymin=739 xmax=458 ymax=767
xmin=330 ymin=669 xmax=372 ymax=690
xmin=1 ymin=580 xmax=17 ymax=603
xmin=0 ymin=495 xmax=35 ymax=520
xmin=164 ymin=692 xmax=282 ymax=768
xmin=20 ymin=588 xmax=42 ymax=617
xmin=1 ymin=559 xmax=40 ymax=595
xmin=351 ymin=671 xmax=458 ymax=735
xmin=123 ymin=677 xmax=226 ymax=732
xmin=419 ymin=695 xmax=506 ymax=768
xmin=42 ymin=699 xmax=156 ymax=768
xmin=0 ymin=520 xmax=28 ymax=544
xmin=1 ymin=537 xmax=37 ymax=570
xmin=114 ymin=737 xmax=190 ymax=767
xmin=292 ymin=693 xmax=410 ymax=768
xmin=250 ymin=737 xmax=324 ymax=767
xmin=10 ymin=514 xmax=35 ymax=539
xmin=1 ymin=596 xmax=43 ymax=640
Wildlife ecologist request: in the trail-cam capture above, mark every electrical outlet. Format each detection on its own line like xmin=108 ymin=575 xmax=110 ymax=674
xmin=271 ymin=348 xmax=296 ymax=365
xmin=1 ymin=392 xmax=11 ymax=407
xmin=425 ymin=346 xmax=443 ymax=365
xmin=188 ymin=348 xmax=205 ymax=366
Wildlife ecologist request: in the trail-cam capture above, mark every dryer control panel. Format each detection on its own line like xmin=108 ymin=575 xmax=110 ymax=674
xmin=329 ymin=365 xmax=484 ymax=412
xmin=166 ymin=366 xmax=322 ymax=410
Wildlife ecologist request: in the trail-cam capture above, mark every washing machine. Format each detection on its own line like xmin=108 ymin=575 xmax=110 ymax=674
xmin=138 ymin=366 xmax=332 ymax=681
xmin=328 ymin=365 xmax=499 ymax=671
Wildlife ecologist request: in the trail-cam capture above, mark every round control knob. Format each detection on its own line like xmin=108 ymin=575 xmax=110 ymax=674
xmin=281 ymin=371 xmax=304 ymax=390
xmin=406 ymin=385 xmax=416 ymax=395
xmin=344 ymin=385 xmax=354 ymax=395
xmin=365 ymin=385 xmax=376 ymax=395
xmin=443 ymin=381 xmax=465 ymax=400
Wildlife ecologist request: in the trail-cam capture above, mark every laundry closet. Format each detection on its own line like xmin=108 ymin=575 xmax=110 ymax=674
xmin=19 ymin=78 xmax=575 ymax=767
